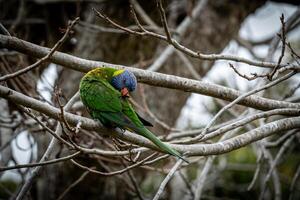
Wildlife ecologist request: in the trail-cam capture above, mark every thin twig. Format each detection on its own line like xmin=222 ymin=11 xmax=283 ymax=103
xmin=156 ymin=0 xmax=172 ymax=42
xmin=177 ymin=108 xmax=300 ymax=144
xmin=282 ymin=80 xmax=300 ymax=100
xmin=0 ymin=17 xmax=79 ymax=82
xmin=55 ymin=88 xmax=76 ymax=133
xmin=287 ymin=42 xmax=300 ymax=61
xmin=266 ymin=8 xmax=300 ymax=62
xmin=78 ymin=20 xmax=168 ymax=34
xmin=130 ymin=4 xmax=150 ymax=33
xmin=143 ymin=154 xmax=169 ymax=165
xmin=178 ymin=171 xmax=195 ymax=198
xmin=130 ymin=0 xmax=158 ymax=28
xmin=127 ymin=169 xmax=145 ymax=200
xmin=9 ymin=0 xmax=25 ymax=32
xmin=247 ymin=151 xmax=263 ymax=191
xmin=259 ymin=144 xmax=282 ymax=200
xmin=267 ymin=14 xmax=286 ymax=80
xmin=0 ymin=23 xmax=11 ymax=36
xmin=71 ymin=153 xmax=156 ymax=176
xmin=56 ymin=169 xmax=92 ymax=200
xmin=120 ymin=158 xmax=146 ymax=200
xmin=229 ymin=63 xmax=267 ymax=81
xmin=93 ymin=8 xmax=161 ymax=38
xmin=0 ymin=151 xmax=80 ymax=171
xmin=265 ymin=130 xmax=297 ymax=148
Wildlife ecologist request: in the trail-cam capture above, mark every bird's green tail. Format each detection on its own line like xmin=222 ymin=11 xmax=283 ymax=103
xmin=97 ymin=112 xmax=188 ymax=163
xmin=137 ymin=127 xmax=188 ymax=163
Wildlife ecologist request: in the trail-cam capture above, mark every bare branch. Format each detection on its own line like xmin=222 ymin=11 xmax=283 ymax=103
xmin=129 ymin=0 xmax=158 ymax=28
xmin=153 ymin=159 xmax=183 ymax=200
xmin=0 ymin=23 xmax=11 ymax=36
xmin=0 ymin=151 xmax=80 ymax=171
xmin=229 ymin=63 xmax=267 ymax=81
xmin=194 ymin=71 xmax=296 ymax=141
xmin=1 ymin=36 xmax=299 ymax=111
xmin=265 ymin=130 xmax=297 ymax=148
xmin=156 ymin=0 xmax=172 ymax=42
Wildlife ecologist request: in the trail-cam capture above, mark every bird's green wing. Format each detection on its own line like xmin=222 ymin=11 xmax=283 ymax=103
xmin=80 ymin=78 xmax=122 ymax=113
xmin=136 ymin=112 xmax=153 ymax=127
xmin=94 ymin=98 xmax=144 ymax=130
xmin=80 ymin=78 xmax=144 ymax=128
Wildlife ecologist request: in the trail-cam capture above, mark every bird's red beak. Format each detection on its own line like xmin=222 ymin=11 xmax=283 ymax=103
xmin=121 ymin=87 xmax=130 ymax=97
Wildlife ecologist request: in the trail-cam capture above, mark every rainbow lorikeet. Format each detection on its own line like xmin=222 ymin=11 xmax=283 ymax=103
xmin=79 ymin=67 xmax=187 ymax=162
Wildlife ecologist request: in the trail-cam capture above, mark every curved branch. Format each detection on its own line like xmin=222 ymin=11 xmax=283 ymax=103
xmin=92 ymin=5 xmax=300 ymax=70
xmin=1 ymin=85 xmax=300 ymax=156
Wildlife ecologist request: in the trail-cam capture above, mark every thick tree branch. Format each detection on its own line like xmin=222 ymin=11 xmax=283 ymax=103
xmin=0 ymin=35 xmax=299 ymax=111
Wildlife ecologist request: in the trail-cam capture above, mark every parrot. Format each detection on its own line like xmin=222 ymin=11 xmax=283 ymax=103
xmin=79 ymin=67 xmax=187 ymax=162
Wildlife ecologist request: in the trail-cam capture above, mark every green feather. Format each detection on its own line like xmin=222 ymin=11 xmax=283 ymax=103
xmin=80 ymin=67 xmax=188 ymax=162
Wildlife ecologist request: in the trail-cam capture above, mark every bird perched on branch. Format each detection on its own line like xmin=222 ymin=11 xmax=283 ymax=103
xmin=79 ymin=67 xmax=187 ymax=162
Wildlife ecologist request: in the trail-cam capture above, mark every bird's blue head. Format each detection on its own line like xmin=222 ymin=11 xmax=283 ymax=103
xmin=111 ymin=69 xmax=137 ymax=97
